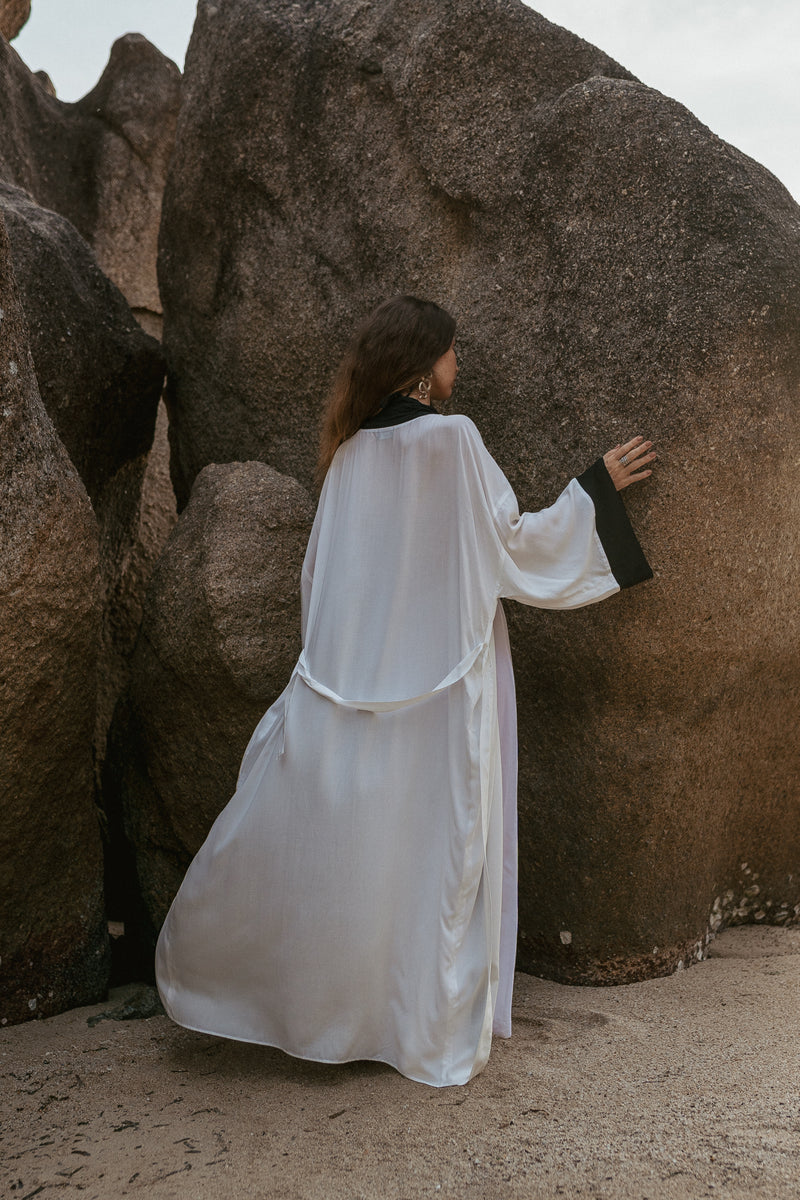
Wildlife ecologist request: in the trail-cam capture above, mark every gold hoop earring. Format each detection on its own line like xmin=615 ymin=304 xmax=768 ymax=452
xmin=418 ymin=375 xmax=432 ymax=404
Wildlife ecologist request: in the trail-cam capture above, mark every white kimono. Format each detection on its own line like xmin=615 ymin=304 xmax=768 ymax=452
xmin=156 ymin=407 xmax=650 ymax=1087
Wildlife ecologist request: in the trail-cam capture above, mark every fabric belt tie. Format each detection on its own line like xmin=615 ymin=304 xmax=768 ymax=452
xmin=295 ymin=637 xmax=487 ymax=714
xmin=276 ymin=609 xmax=498 ymax=756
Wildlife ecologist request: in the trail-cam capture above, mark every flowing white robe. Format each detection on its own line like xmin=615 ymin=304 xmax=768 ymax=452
xmin=155 ymin=411 xmax=648 ymax=1087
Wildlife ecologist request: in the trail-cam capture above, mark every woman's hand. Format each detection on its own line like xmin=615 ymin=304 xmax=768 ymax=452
xmin=603 ymin=437 xmax=656 ymax=491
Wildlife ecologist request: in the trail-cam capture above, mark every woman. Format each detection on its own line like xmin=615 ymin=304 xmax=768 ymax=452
xmin=156 ymin=296 xmax=655 ymax=1087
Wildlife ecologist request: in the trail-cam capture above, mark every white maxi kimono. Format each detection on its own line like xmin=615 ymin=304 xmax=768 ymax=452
xmin=156 ymin=402 xmax=650 ymax=1087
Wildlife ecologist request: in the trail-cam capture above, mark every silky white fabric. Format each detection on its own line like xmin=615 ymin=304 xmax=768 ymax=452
xmin=155 ymin=414 xmax=621 ymax=1087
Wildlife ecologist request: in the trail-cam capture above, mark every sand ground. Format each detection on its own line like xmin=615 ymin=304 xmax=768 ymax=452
xmin=1 ymin=926 xmax=798 ymax=1200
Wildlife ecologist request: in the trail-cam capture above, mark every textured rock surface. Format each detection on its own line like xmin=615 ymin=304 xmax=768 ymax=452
xmin=0 ymin=30 xmax=181 ymax=325
xmin=0 ymin=182 xmax=163 ymax=504
xmin=105 ymin=461 xmax=314 ymax=941
xmin=0 ymin=0 xmax=29 ymax=41
xmin=158 ymin=0 xmax=800 ymax=982
xmin=159 ymin=0 xmax=636 ymax=504
xmin=0 ymin=211 xmax=108 ymax=1025
xmin=0 ymin=23 xmax=179 ymax=1003
xmin=0 ymin=22 xmax=179 ymax=743
xmin=70 ymin=34 xmax=183 ymax=322
xmin=0 ymin=180 xmax=167 ymax=774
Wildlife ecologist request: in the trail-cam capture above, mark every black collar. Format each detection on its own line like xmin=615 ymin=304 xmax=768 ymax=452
xmin=360 ymin=391 xmax=438 ymax=429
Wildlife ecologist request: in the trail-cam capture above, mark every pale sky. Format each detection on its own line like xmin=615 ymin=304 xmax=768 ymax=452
xmin=529 ymin=0 xmax=799 ymax=202
xmin=12 ymin=0 xmax=799 ymax=202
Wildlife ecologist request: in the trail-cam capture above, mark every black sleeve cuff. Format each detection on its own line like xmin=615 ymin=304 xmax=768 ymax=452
xmin=576 ymin=458 xmax=653 ymax=589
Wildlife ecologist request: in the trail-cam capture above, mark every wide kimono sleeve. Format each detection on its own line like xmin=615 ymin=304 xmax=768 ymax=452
xmin=459 ymin=418 xmax=652 ymax=610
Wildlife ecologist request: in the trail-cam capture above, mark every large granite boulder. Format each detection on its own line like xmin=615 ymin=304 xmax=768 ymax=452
xmin=158 ymin=0 xmax=800 ymax=983
xmin=0 ymin=31 xmax=181 ymax=328
xmin=158 ymin=0 xmax=636 ymax=504
xmin=105 ymin=462 xmax=314 ymax=945
xmin=0 ymin=183 xmax=163 ymax=504
xmin=72 ymin=34 xmax=183 ymax=328
xmin=0 ymin=21 xmax=180 ymax=759
xmin=0 ymin=0 xmax=29 ymax=41
xmin=0 ymin=181 xmax=167 ymax=775
xmin=0 ymin=211 xmax=108 ymax=1025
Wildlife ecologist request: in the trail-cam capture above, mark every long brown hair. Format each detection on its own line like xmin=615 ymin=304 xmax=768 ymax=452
xmin=316 ymin=295 xmax=456 ymax=486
